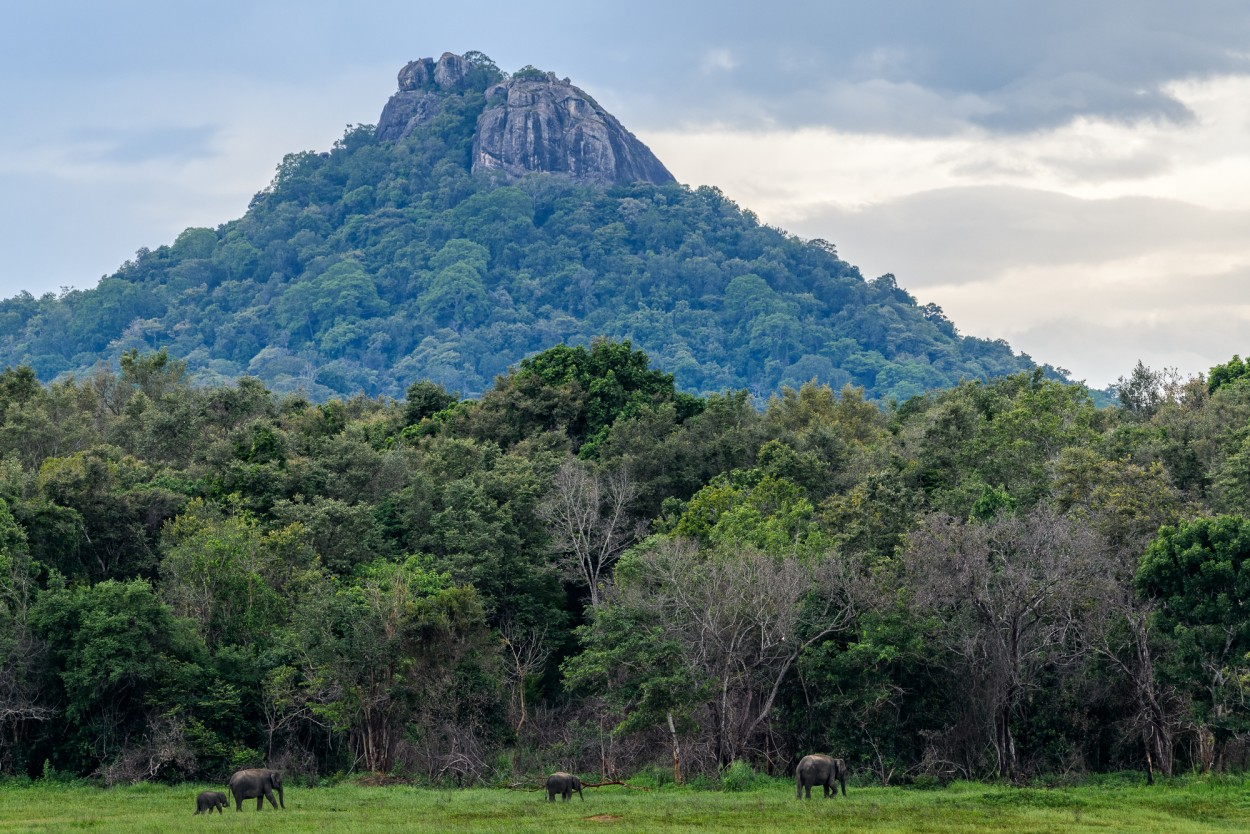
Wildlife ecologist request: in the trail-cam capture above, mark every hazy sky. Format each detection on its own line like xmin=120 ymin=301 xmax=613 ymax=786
xmin=3 ymin=1 xmax=1248 ymax=387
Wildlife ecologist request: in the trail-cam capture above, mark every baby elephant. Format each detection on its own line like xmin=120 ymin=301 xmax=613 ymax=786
xmin=194 ymin=790 xmax=228 ymax=814
xmin=545 ymin=771 xmax=583 ymax=802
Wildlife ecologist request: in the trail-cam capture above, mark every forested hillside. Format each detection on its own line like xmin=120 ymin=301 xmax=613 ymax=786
xmin=2 ymin=344 xmax=1249 ymax=784
xmin=0 ymin=53 xmax=1052 ymax=402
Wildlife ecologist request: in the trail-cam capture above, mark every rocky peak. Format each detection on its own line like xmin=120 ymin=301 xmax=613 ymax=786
xmin=395 ymin=51 xmax=470 ymax=94
xmin=376 ymin=52 xmax=476 ymax=142
xmin=375 ymin=52 xmax=675 ymax=187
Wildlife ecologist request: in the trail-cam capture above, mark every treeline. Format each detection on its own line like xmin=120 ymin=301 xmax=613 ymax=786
xmin=0 ymin=55 xmax=1051 ymax=402
xmin=0 ymin=344 xmax=1248 ymax=786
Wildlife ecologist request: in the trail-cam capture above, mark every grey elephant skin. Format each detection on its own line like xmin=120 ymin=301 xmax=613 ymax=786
xmin=193 ymin=790 xmax=228 ymax=814
xmin=226 ymin=768 xmax=285 ymax=811
xmin=795 ymin=754 xmax=847 ymax=799
xmin=545 ymin=771 xmax=583 ymax=802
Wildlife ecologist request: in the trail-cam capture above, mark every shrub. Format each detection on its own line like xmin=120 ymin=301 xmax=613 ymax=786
xmin=720 ymin=759 xmax=757 ymax=792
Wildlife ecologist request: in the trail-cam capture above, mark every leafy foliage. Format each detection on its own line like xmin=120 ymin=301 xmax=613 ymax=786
xmin=1 ymin=343 xmax=1249 ymax=784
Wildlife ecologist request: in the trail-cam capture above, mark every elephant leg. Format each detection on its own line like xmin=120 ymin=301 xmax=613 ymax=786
xmin=264 ymin=787 xmax=279 ymax=809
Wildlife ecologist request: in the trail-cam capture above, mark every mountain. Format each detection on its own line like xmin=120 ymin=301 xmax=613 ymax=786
xmin=0 ymin=51 xmax=1055 ymax=402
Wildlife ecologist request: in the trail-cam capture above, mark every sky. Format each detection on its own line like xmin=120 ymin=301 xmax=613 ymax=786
xmin=2 ymin=1 xmax=1249 ymax=388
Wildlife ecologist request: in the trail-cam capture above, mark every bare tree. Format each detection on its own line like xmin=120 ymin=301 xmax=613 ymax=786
xmin=613 ymin=537 xmax=858 ymax=766
xmin=538 ymin=459 xmax=645 ymax=607
xmin=0 ymin=550 xmax=51 ymax=772
xmin=499 ymin=619 xmax=552 ymax=736
xmin=903 ymin=506 xmax=1103 ymax=779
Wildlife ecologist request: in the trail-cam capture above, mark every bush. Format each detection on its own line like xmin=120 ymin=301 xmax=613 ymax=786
xmin=628 ymin=764 xmax=675 ymax=789
xmin=720 ymin=759 xmax=757 ymax=792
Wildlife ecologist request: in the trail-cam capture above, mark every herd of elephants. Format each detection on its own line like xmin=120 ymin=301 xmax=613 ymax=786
xmin=193 ymin=756 xmax=849 ymax=814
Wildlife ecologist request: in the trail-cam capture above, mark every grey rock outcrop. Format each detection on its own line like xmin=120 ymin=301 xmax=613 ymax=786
xmin=375 ymin=53 xmax=675 ymax=187
xmin=473 ymin=72 xmax=674 ymax=186
xmin=376 ymin=52 xmax=463 ymax=141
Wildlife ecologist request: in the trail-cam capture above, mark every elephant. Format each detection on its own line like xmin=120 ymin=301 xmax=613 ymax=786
xmin=545 ymin=771 xmax=584 ymax=802
xmin=193 ymin=790 xmax=228 ymax=814
xmin=796 ymin=754 xmax=847 ymax=799
xmin=226 ymin=768 xmax=285 ymax=811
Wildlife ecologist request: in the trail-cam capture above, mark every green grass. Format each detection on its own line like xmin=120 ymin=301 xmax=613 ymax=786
xmin=2 ymin=777 xmax=1249 ymax=833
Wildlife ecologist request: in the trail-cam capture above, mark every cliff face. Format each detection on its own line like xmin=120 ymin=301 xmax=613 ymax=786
xmin=473 ymin=72 xmax=675 ymax=186
xmin=376 ymin=53 xmax=675 ymax=187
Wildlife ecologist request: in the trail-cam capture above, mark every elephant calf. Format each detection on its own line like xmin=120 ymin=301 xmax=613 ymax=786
xmin=194 ymin=790 xmax=228 ymax=814
xmin=796 ymin=754 xmax=847 ymax=799
xmin=545 ymin=771 xmax=584 ymax=802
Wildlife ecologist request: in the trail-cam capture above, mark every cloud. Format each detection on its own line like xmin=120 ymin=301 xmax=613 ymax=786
xmin=0 ymin=68 xmax=385 ymax=297
xmin=932 ymin=261 xmax=1250 ymax=386
xmin=645 ymin=70 xmax=1250 ymax=387
xmin=67 ymin=125 xmax=219 ymax=164
xmin=606 ymin=1 xmax=1250 ymax=135
xmin=701 ymin=49 xmax=737 ymax=74
xmin=794 ymin=188 xmax=1250 ymax=386
xmin=799 ymin=187 xmax=1250 ymax=286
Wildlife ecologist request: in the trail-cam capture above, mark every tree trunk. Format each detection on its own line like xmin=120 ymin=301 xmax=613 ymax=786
xmin=667 ymin=711 xmax=683 ymax=785
xmin=1132 ymin=611 xmax=1174 ymax=777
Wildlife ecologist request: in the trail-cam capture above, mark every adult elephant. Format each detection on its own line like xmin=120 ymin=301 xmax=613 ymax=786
xmin=227 ymin=768 xmax=285 ymax=811
xmin=795 ymin=754 xmax=847 ymax=799
xmin=545 ymin=771 xmax=584 ymax=802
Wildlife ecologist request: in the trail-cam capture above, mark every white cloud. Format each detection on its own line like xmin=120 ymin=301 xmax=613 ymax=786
xmin=0 ymin=68 xmax=387 ymax=296
xmin=701 ymin=48 xmax=737 ymax=74
xmin=644 ymin=74 xmax=1250 ymax=386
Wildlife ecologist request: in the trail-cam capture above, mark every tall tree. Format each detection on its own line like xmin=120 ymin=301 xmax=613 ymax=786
xmin=291 ymin=557 xmax=493 ymax=773
xmin=574 ymin=537 xmax=857 ymax=767
xmin=537 ymin=459 xmax=644 ymax=608
xmin=903 ymin=507 xmax=1104 ymax=779
xmin=1136 ymin=515 xmax=1250 ymax=770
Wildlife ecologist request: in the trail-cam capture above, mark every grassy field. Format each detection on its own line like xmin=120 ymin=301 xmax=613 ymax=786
xmin=1 ymin=776 xmax=1249 ymax=833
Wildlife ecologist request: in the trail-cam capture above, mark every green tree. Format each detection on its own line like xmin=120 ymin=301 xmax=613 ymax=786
xmin=1208 ymin=355 xmax=1250 ymax=393
xmin=291 ymin=557 xmax=494 ymax=773
xmin=159 ymin=499 xmax=311 ymax=650
xmin=1136 ymin=515 xmax=1250 ymax=768
xmin=30 ymin=578 xmax=205 ymax=774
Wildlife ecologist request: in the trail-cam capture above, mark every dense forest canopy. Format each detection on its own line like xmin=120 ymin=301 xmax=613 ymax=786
xmin=1 ymin=342 xmax=1248 ymax=785
xmin=0 ymin=53 xmax=1058 ymax=403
